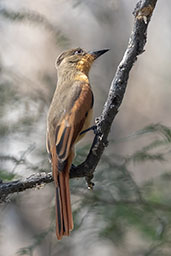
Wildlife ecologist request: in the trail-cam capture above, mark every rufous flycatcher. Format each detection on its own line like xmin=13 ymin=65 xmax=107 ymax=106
xmin=46 ymin=47 xmax=109 ymax=239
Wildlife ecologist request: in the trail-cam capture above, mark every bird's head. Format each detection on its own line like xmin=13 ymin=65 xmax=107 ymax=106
xmin=55 ymin=47 xmax=109 ymax=76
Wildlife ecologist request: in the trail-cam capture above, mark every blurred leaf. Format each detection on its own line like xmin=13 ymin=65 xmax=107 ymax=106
xmin=0 ymin=170 xmax=16 ymax=181
xmin=135 ymin=124 xmax=171 ymax=142
xmin=73 ymin=143 xmax=91 ymax=165
xmin=0 ymin=82 xmax=19 ymax=108
xmin=129 ymin=151 xmax=165 ymax=163
xmin=0 ymin=8 xmax=69 ymax=46
xmin=99 ymin=218 xmax=125 ymax=245
xmin=17 ymin=228 xmax=53 ymax=256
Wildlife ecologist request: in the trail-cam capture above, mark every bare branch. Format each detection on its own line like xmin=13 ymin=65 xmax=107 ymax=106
xmin=0 ymin=172 xmax=53 ymax=202
xmin=70 ymin=0 xmax=158 ymax=185
xmin=0 ymin=0 xmax=158 ymax=201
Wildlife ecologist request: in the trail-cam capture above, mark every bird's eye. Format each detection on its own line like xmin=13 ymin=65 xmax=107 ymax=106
xmin=74 ymin=49 xmax=83 ymax=55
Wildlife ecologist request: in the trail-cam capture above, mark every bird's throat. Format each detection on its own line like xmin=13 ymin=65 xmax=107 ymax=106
xmin=76 ymin=54 xmax=94 ymax=75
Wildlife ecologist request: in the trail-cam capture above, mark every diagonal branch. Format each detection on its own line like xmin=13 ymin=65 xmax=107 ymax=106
xmin=70 ymin=0 xmax=158 ymax=185
xmin=0 ymin=0 xmax=158 ymax=202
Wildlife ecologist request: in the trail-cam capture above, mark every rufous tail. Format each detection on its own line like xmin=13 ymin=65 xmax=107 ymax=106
xmin=52 ymin=148 xmax=74 ymax=240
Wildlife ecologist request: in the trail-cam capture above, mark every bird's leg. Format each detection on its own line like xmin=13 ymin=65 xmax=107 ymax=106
xmin=80 ymin=125 xmax=97 ymax=135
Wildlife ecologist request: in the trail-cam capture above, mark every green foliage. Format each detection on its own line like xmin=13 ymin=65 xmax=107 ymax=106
xmin=72 ymin=124 xmax=171 ymax=254
xmin=0 ymin=82 xmax=19 ymax=109
xmin=136 ymin=124 xmax=171 ymax=142
xmin=2 ymin=123 xmax=169 ymax=255
xmin=128 ymin=151 xmax=165 ymax=163
xmin=0 ymin=170 xmax=16 ymax=181
xmin=18 ymin=229 xmax=52 ymax=256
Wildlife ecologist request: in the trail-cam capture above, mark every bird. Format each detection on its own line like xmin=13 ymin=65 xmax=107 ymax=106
xmin=46 ymin=47 xmax=109 ymax=240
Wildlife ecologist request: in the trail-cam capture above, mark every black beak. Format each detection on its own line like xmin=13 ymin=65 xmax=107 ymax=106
xmin=89 ymin=49 xmax=110 ymax=59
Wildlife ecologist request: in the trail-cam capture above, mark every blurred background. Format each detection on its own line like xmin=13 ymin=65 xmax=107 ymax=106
xmin=1 ymin=0 xmax=171 ymax=255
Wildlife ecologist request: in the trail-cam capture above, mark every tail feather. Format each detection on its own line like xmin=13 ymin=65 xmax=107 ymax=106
xmin=59 ymin=172 xmax=69 ymax=236
xmin=52 ymin=147 xmax=73 ymax=240
xmin=55 ymin=171 xmax=73 ymax=239
xmin=56 ymin=185 xmax=62 ymax=236
xmin=64 ymin=172 xmax=74 ymax=231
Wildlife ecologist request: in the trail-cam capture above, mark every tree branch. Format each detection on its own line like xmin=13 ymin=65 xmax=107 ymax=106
xmin=70 ymin=0 xmax=158 ymax=185
xmin=0 ymin=172 xmax=53 ymax=202
xmin=0 ymin=0 xmax=158 ymax=201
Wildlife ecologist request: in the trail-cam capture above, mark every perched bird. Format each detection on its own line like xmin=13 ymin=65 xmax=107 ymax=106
xmin=46 ymin=47 xmax=109 ymax=240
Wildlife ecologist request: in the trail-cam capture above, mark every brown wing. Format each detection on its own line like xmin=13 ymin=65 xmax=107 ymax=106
xmin=55 ymin=83 xmax=93 ymax=161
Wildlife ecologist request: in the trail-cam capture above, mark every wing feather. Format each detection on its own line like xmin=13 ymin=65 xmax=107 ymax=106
xmin=55 ymin=83 xmax=93 ymax=161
